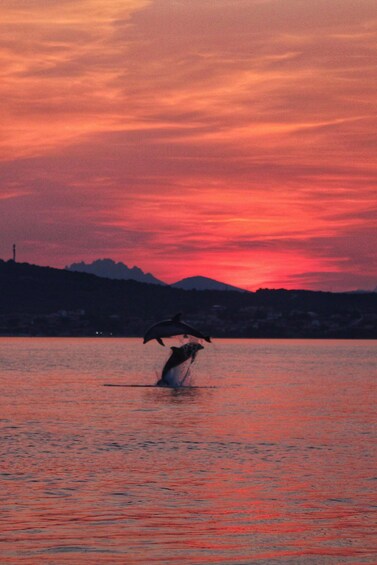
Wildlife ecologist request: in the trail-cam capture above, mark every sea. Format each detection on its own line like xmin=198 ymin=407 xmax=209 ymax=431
xmin=0 ymin=338 xmax=376 ymax=564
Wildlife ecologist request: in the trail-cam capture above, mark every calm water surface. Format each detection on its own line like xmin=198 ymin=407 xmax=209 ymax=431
xmin=0 ymin=338 xmax=376 ymax=564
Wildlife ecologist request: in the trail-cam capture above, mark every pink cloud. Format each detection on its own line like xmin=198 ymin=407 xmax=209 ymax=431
xmin=0 ymin=0 xmax=376 ymax=290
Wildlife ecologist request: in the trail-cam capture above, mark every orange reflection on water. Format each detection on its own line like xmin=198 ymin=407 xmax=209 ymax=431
xmin=0 ymin=338 xmax=376 ymax=563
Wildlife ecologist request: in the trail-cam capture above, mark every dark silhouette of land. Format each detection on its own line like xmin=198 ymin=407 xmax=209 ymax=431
xmin=171 ymin=275 xmax=244 ymax=292
xmin=66 ymin=258 xmax=245 ymax=291
xmin=67 ymin=258 xmax=165 ymax=285
xmin=0 ymin=260 xmax=376 ymax=338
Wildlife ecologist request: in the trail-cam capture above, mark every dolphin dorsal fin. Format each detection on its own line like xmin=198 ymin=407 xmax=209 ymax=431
xmin=171 ymin=313 xmax=182 ymax=322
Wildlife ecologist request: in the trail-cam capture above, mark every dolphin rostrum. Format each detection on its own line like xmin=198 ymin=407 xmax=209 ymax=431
xmin=143 ymin=313 xmax=211 ymax=346
xmin=156 ymin=342 xmax=204 ymax=387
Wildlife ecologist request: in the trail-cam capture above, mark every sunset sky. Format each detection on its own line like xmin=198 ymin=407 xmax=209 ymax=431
xmin=1 ymin=0 xmax=376 ymax=290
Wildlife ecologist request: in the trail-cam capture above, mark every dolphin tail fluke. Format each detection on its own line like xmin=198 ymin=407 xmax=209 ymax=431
xmin=156 ymin=337 xmax=165 ymax=346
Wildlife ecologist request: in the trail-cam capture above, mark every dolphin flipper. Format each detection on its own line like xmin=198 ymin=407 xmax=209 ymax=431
xmin=156 ymin=337 xmax=165 ymax=346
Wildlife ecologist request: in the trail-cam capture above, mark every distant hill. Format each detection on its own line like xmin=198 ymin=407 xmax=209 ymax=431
xmin=346 ymin=290 xmax=375 ymax=294
xmin=66 ymin=258 xmax=165 ymax=285
xmin=66 ymin=260 xmax=245 ymax=292
xmin=0 ymin=260 xmax=376 ymax=338
xmin=172 ymin=276 xmax=245 ymax=292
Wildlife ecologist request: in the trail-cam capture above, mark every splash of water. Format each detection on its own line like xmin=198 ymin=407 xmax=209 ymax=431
xmin=155 ymin=338 xmax=206 ymax=387
xmin=161 ymin=358 xmax=193 ymax=387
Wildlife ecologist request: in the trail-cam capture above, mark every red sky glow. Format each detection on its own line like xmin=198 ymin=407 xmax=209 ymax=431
xmin=1 ymin=0 xmax=376 ymax=290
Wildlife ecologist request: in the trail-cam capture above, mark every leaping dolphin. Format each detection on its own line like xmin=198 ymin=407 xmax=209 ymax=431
xmin=143 ymin=313 xmax=211 ymax=346
xmin=156 ymin=342 xmax=204 ymax=387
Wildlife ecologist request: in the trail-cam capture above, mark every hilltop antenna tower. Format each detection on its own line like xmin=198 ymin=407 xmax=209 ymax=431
xmin=13 ymin=243 xmax=16 ymax=262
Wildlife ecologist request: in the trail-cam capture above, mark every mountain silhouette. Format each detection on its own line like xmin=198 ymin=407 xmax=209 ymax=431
xmin=66 ymin=260 xmax=245 ymax=291
xmin=66 ymin=259 xmax=165 ymax=285
xmin=172 ymin=276 xmax=245 ymax=292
